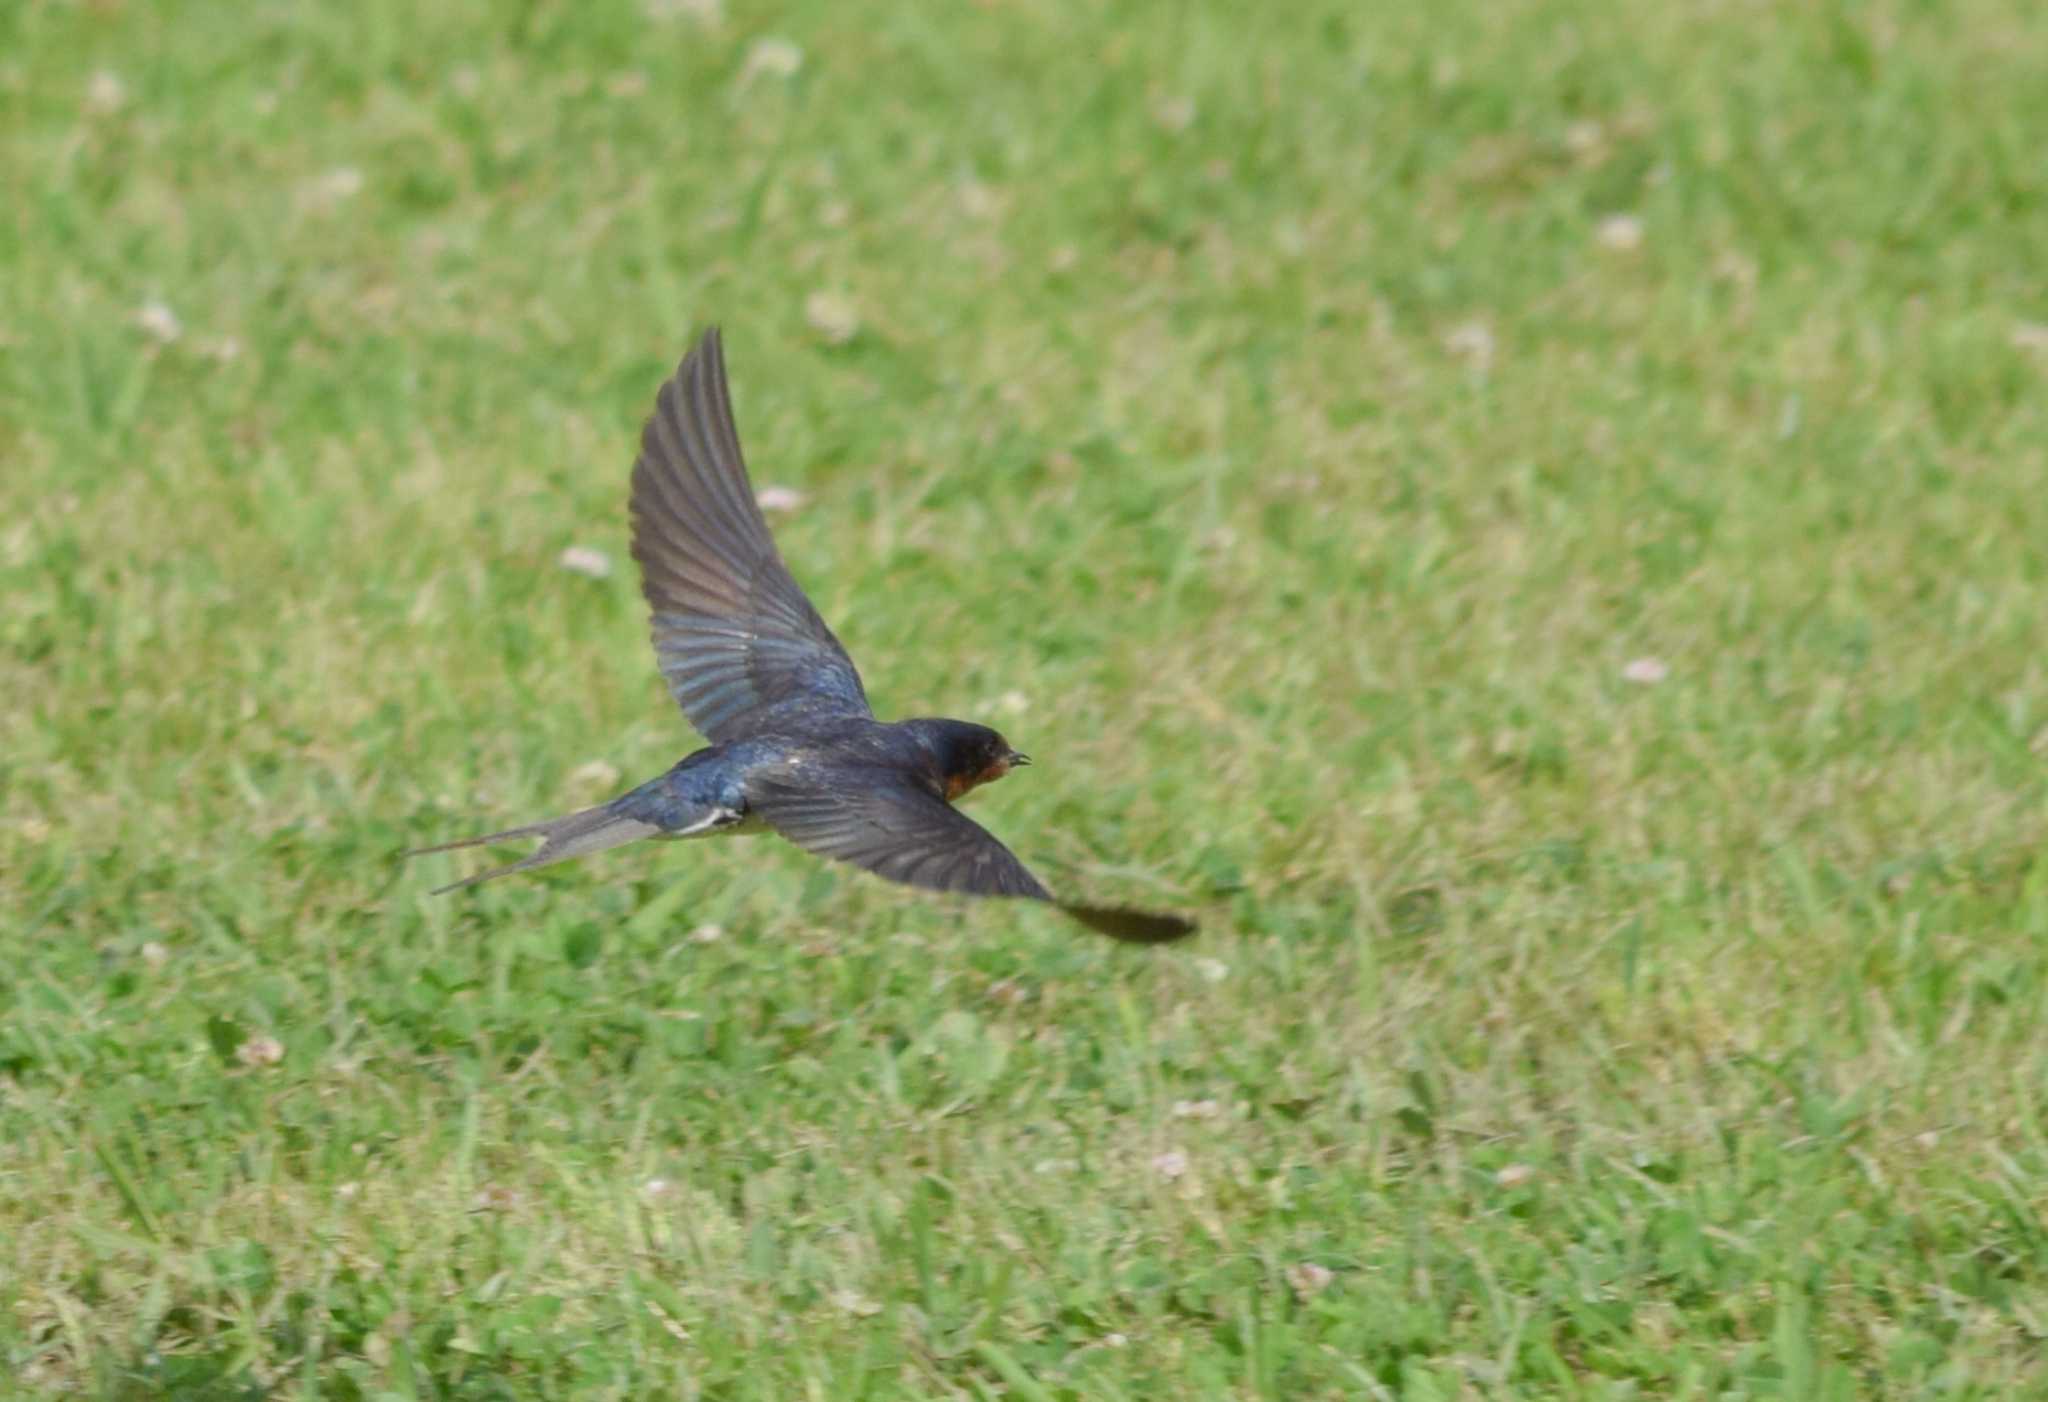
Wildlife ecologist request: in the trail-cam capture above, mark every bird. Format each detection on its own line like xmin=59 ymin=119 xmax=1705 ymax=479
xmin=407 ymin=328 xmax=1194 ymax=944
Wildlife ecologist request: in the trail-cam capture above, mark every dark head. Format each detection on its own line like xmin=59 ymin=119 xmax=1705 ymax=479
xmin=917 ymin=719 xmax=1030 ymax=802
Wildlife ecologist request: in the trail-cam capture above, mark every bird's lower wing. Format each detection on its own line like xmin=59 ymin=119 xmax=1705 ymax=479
xmin=749 ymin=770 xmax=1194 ymax=944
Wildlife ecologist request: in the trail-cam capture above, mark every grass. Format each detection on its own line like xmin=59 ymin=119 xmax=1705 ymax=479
xmin=5 ymin=0 xmax=2048 ymax=1394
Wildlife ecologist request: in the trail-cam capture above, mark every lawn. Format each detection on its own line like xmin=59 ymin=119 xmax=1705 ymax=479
xmin=5 ymin=0 xmax=2048 ymax=1395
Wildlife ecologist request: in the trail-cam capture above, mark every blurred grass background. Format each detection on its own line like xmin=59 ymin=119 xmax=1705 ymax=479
xmin=5 ymin=0 xmax=2048 ymax=1394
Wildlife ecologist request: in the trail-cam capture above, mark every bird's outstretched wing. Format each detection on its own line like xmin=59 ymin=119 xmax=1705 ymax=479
xmin=630 ymin=328 xmax=872 ymax=743
xmin=750 ymin=769 xmax=1195 ymax=944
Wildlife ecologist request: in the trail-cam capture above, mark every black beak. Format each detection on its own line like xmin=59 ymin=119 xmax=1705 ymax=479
xmin=1007 ymin=751 xmax=1031 ymax=767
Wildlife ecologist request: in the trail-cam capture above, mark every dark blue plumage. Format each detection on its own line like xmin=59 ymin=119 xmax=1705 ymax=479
xmin=408 ymin=329 xmax=1193 ymax=945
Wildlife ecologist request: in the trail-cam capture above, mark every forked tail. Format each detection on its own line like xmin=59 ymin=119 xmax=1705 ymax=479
xmin=404 ymin=803 xmax=662 ymax=894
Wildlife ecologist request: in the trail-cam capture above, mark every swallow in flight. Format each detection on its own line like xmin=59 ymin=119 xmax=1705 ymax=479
xmin=409 ymin=329 xmax=1194 ymax=943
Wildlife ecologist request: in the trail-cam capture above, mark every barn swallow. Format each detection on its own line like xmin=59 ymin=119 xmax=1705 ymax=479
xmin=408 ymin=329 xmax=1194 ymax=943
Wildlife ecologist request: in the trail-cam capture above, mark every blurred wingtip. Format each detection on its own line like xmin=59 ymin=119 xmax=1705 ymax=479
xmin=1060 ymin=903 xmax=1198 ymax=945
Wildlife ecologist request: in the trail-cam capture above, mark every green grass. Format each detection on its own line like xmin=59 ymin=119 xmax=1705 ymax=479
xmin=6 ymin=0 xmax=2048 ymax=1394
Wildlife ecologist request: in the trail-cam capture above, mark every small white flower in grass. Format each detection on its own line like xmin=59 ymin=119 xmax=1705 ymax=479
xmin=1495 ymin=1162 xmax=1537 ymax=1188
xmin=803 ymin=291 xmax=859 ymax=345
xmin=1193 ymin=957 xmax=1229 ymax=985
xmin=295 ymin=169 xmax=363 ymax=216
xmin=1914 ymin=1130 xmax=1939 ymax=1151
xmin=558 ymin=545 xmax=612 ymax=578
xmin=958 ymin=180 xmax=1000 ymax=220
xmin=140 ymin=941 xmax=170 ymax=969
xmin=1622 ymin=657 xmax=1669 ymax=685
xmin=85 ymin=70 xmax=127 ymax=115
xmin=1152 ymin=95 xmax=1196 ymax=133
xmin=568 ymin=759 xmax=621 ymax=791
xmin=755 ymin=485 xmax=806 ymax=512
xmin=236 ymin=1035 xmax=284 ymax=1068
xmin=1150 ymin=1148 xmax=1189 ymax=1180
xmin=1713 ymin=250 xmax=1758 ymax=288
xmin=831 ymin=1289 xmax=881 ymax=1317
xmin=134 ymin=301 xmax=182 ymax=344
xmin=1443 ymin=321 xmax=1495 ymax=372
xmin=646 ymin=0 xmax=723 ymax=22
xmin=689 ymin=923 xmax=724 ymax=945
xmin=1286 ymin=1262 xmax=1334 ymax=1299
xmin=1172 ymin=1098 xmax=1221 ymax=1119
xmin=317 ymin=166 xmax=364 ymax=201
xmin=741 ymin=37 xmax=803 ymax=84
xmin=2012 ymin=322 xmax=2048 ymax=355
xmin=1564 ymin=120 xmax=1605 ymax=157
xmin=1596 ymin=214 xmax=1644 ymax=252
xmin=336 ymin=1181 xmax=360 ymax=1200
xmin=642 ymin=1178 xmax=672 ymax=1200
xmin=1104 ymin=1332 xmax=1128 ymax=1348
